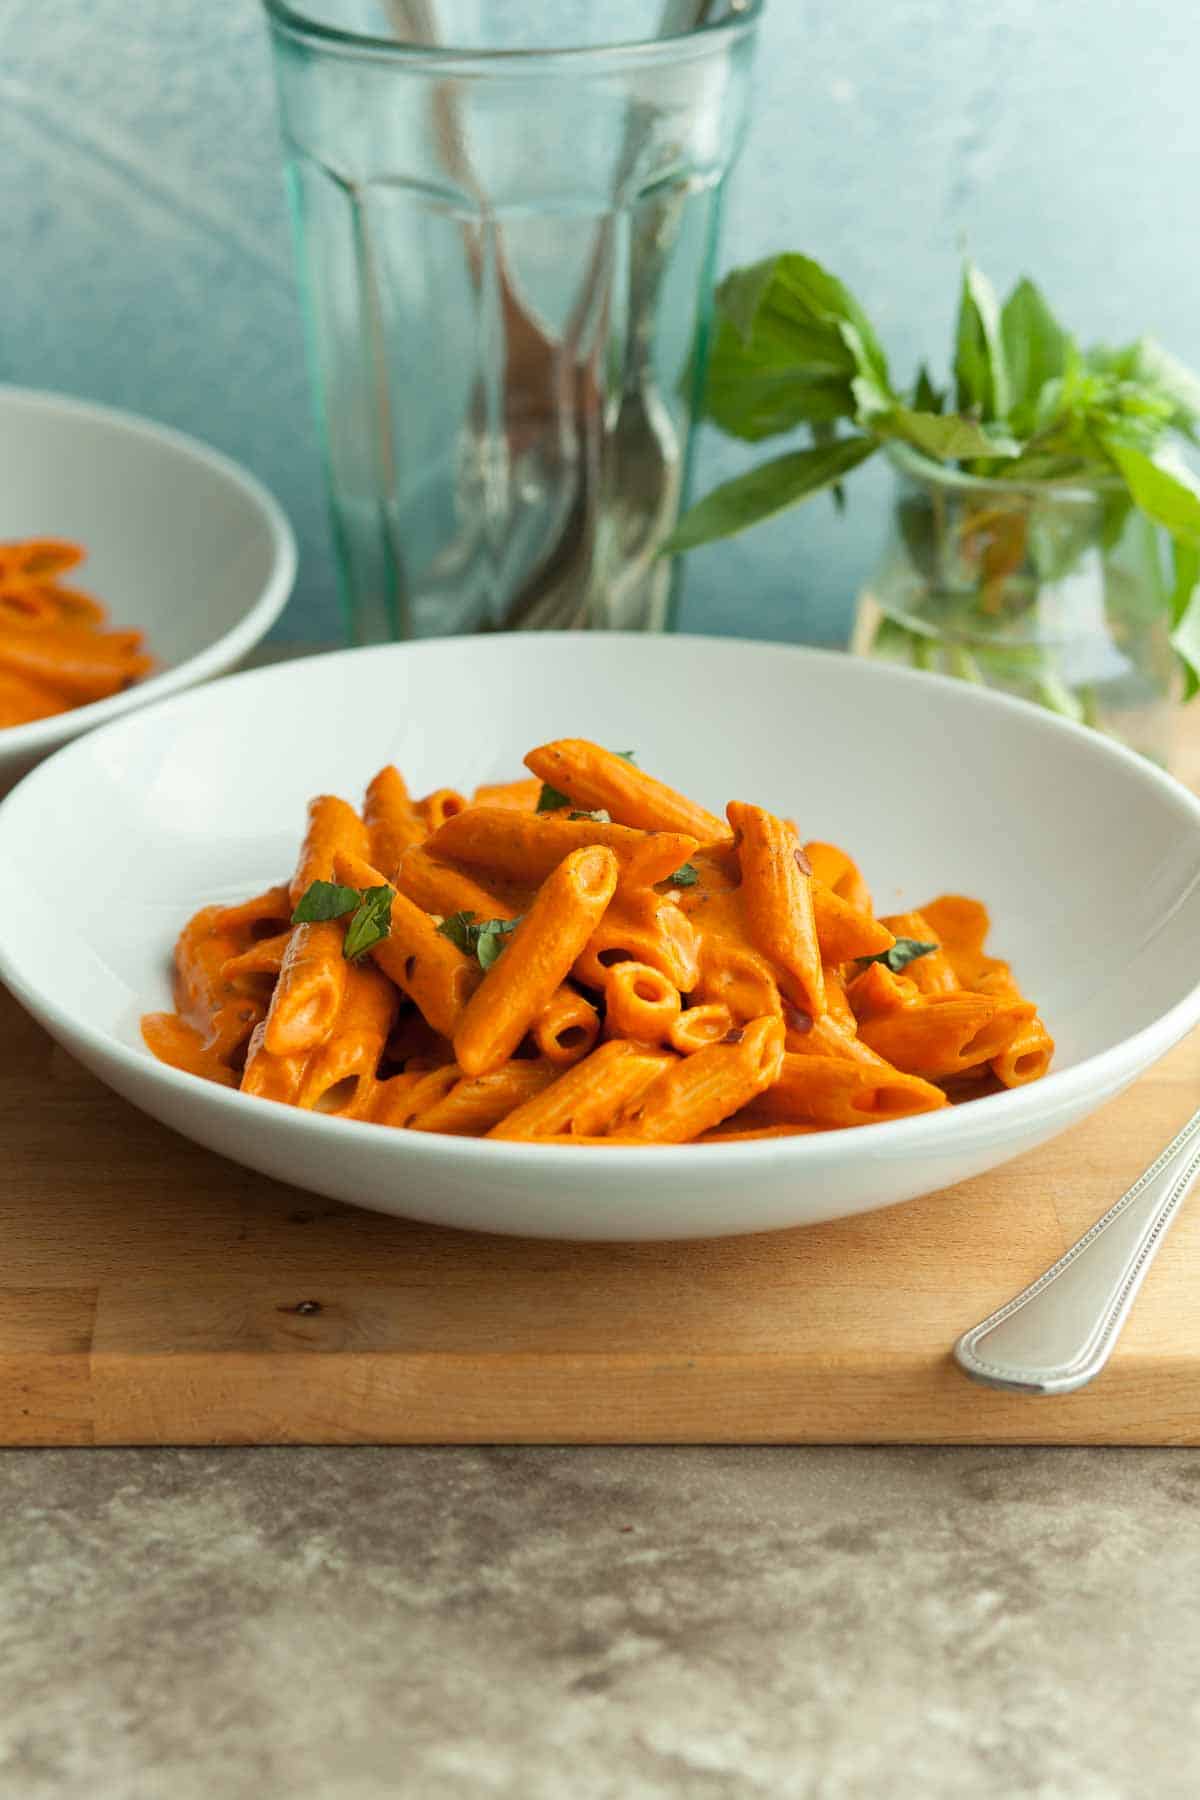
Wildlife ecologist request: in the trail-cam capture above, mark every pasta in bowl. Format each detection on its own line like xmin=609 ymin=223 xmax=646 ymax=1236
xmin=0 ymin=631 xmax=1197 ymax=1240
xmin=141 ymin=739 xmax=1053 ymax=1143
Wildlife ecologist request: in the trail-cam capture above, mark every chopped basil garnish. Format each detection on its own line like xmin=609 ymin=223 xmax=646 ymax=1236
xmin=536 ymin=783 xmax=571 ymax=813
xmin=613 ymin=749 xmax=637 ymax=762
xmin=436 ymin=909 xmax=523 ymax=970
xmin=668 ymin=862 xmax=700 ymax=888
xmin=857 ymin=937 xmax=938 ymax=974
xmin=342 ymin=886 xmax=395 ymax=961
xmin=291 ymin=880 xmax=360 ymax=924
xmin=292 ymin=879 xmax=395 ymax=961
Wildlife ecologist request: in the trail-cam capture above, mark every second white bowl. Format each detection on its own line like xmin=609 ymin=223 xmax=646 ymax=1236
xmin=0 ymin=386 xmax=296 ymax=790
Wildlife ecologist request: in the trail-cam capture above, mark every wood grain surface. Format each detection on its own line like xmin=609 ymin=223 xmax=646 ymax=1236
xmin=2 ymin=716 xmax=1198 ymax=1447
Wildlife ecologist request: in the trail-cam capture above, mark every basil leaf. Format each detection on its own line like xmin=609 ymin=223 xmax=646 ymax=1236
xmin=475 ymin=917 xmax=520 ymax=972
xmin=436 ymin=910 xmax=480 ymax=956
xmin=700 ymin=253 xmax=892 ymax=444
xmin=1000 ymin=278 xmax=1070 ymax=422
xmin=1171 ymin=540 xmax=1200 ymax=700
xmin=435 ymin=910 xmax=522 ymax=969
xmin=912 ymin=364 xmax=945 ymax=415
xmin=668 ymin=862 xmax=699 ymax=888
xmin=1127 ymin=337 xmax=1200 ymax=433
xmin=1104 ymin=442 xmax=1200 ymax=548
xmin=291 ymin=880 xmax=361 ymax=925
xmin=662 ymin=436 xmax=877 ymax=554
xmin=342 ymin=885 xmax=394 ymax=961
xmin=536 ymin=783 xmax=571 ymax=813
xmin=613 ymin=750 xmax=637 ymax=763
xmin=954 ymin=260 xmax=1011 ymax=422
xmin=701 ymin=314 xmax=859 ymax=443
xmin=874 ymin=408 xmax=1020 ymax=463
xmin=857 ymin=938 xmax=938 ymax=974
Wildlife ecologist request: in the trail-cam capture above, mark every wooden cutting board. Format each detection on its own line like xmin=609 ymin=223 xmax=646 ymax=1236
xmin=3 ymin=723 xmax=1199 ymax=1448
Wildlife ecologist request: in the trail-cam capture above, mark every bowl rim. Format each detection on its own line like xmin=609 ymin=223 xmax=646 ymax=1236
xmin=3 ymin=631 xmax=1200 ymax=1171
xmin=0 ymin=384 xmax=298 ymax=761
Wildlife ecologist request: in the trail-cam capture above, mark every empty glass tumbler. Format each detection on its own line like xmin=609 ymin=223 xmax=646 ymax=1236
xmin=263 ymin=1 xmax=761 ymax=642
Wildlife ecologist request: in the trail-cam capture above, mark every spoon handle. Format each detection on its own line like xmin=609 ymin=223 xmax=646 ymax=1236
xmin=954 ymin=1107 xmax=1200 ymax=1395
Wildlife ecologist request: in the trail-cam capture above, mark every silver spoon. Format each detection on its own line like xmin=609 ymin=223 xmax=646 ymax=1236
xmin=954 ymin=1106 xmax=1200 ymax=1395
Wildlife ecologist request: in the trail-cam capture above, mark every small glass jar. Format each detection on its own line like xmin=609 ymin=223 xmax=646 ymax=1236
xmin=852 ymin=444 xmax=1179 ymax=764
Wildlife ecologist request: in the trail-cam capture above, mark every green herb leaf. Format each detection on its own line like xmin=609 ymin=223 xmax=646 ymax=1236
xmin=475 ymin=918 xmax=521 ymax=971
xmin=1104 ymin=442 xmax=1200 ymax=548
xmin=291 ymin=881 xmax=361 ymax=925
xmin=668 ymin=862 xmax=700 ymax=888
xmin=913 ymin=364 xmax=945 ymax=415
xmin=663 ymin=436 xmax=878 ymax=554
xmin=435 ymin=910 xmax=480 ymax=956
xmin=434 ymin=910 xmax=522 ymax=970
xmin=857 ymin=938 xmax=939 ymax=974
xmin=954 ymin=260 xmax=1011 ymax=422
xmin=1000 ymin=278 xmax=1070 ymax=421
xmin=874 ymin=408 xmax=1020 ymax=462
xmin=1171 ymin=540 xmax=1200 ymax=700
xmin=567 ymin=809 xmax=612 ymax=823
xmin=699 ymin=253 xmax=893 ymax=444
xmin=613 ymin=750 xmax=637 ymax=763
xmin=342 ymin=885 xmax=395 ymax=961
xmin=536 ymin=783 xmax=572 ymax=813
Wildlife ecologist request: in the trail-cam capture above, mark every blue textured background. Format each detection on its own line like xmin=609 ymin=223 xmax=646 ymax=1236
xmin=8 ymin=2 xmax=1200 ymax=643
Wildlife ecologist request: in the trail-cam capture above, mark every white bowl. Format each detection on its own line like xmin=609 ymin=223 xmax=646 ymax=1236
xmin=1 ymin=634 xmax=1198 ymax=1242
xmin=0 ymin=387 xmax=296 ymax=790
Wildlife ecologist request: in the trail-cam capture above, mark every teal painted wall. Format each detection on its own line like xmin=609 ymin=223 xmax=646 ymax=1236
xmin=7 ymin=2 xmax=1200 ymax=642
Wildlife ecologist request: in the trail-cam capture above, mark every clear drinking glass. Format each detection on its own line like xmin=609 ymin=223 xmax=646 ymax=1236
xmin=262 ymin=1 xmax=761 ymax=642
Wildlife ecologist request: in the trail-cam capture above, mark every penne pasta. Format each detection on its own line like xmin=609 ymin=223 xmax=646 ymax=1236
xmin=240 ymin=1020 xmax=309 ymax=1104
xmin=811 ymin=882 xmax=895 ymax=964
xmin=291 ymin=795 xmax=370 ymax=908
xmin=471 ymin=777 xmax=542 ymax=811
xmin=991 ymin=1015 xmax=1056 ymax=1087
xmin=143 ymin=743 xmax=1052 ymax=1139
xmin=396 ymin=843 xmax=529 ymax=924
xmin=409 ymin=1061 xmax=558 ymax=1136
xmin=525 ymin=739 xmax=728 ymax=841
xmin=423 ymin=806 xmax=697 ymax=892
xmin=0 ymin=625 xmax=152 ymax=704
xmin=454 ymin=846 xmax=619 ymax=1077
xmin=728 ymin=801 xmax=825 ymax=1017
xmin=296 ymin=962 xmax=398 ymax=1116
xmin=0 ymin=667 xmax=74 ymax=727
xmin=531 ymin=985 xmax=602 ymax=1065
xmin=878 ymin=911 xmax=959 ymax=996
xmin=417 ymin=788 xmax=468 ymax=832
xmin=364 ymin=764 xmax=425 ymax=874
xmin=611 ymin=1015 xmax=786 ymax=1143
xmin=573 ymin=887 xmax=700 ymax=993
xmin=263 ymin=920 xmax=350 ymax=1057
xmin=747 ymin=1051 xmax=947 ymax=1128
xmin=335 ymin=847 xmax=482 ymax=1039
xmin=668 ymin=1003 xmax=734 ymax=1055
xmin=489 ymin=1040 xmax=674 ymax=1140
xmin=602 ymin=961 xmax=682 ymax=1043
xmin=804 ymin=841 xmax=873 ymax=914
xmin=0 ymin=539 xmax=152 ymax=728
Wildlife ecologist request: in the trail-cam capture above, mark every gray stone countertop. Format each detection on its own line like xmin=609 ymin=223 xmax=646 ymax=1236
xmin=3 ymin=1444 xmax=1198 ymax=1799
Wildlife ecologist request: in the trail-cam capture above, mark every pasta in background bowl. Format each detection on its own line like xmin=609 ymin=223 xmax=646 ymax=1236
xmin=0 ymin=633 xmax=1198 ymax=1240
xmin=0 ymin=387 xmax=295 ymax=791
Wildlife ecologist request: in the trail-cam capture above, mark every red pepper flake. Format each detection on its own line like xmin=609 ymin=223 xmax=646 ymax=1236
xmin=793 ymin=847 xmax=813 ymax=876
xmin=783 ymin=1004 xmax=813 ymax=1035
xmin=722 ymin=1026 xmax=745 ymax=1045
